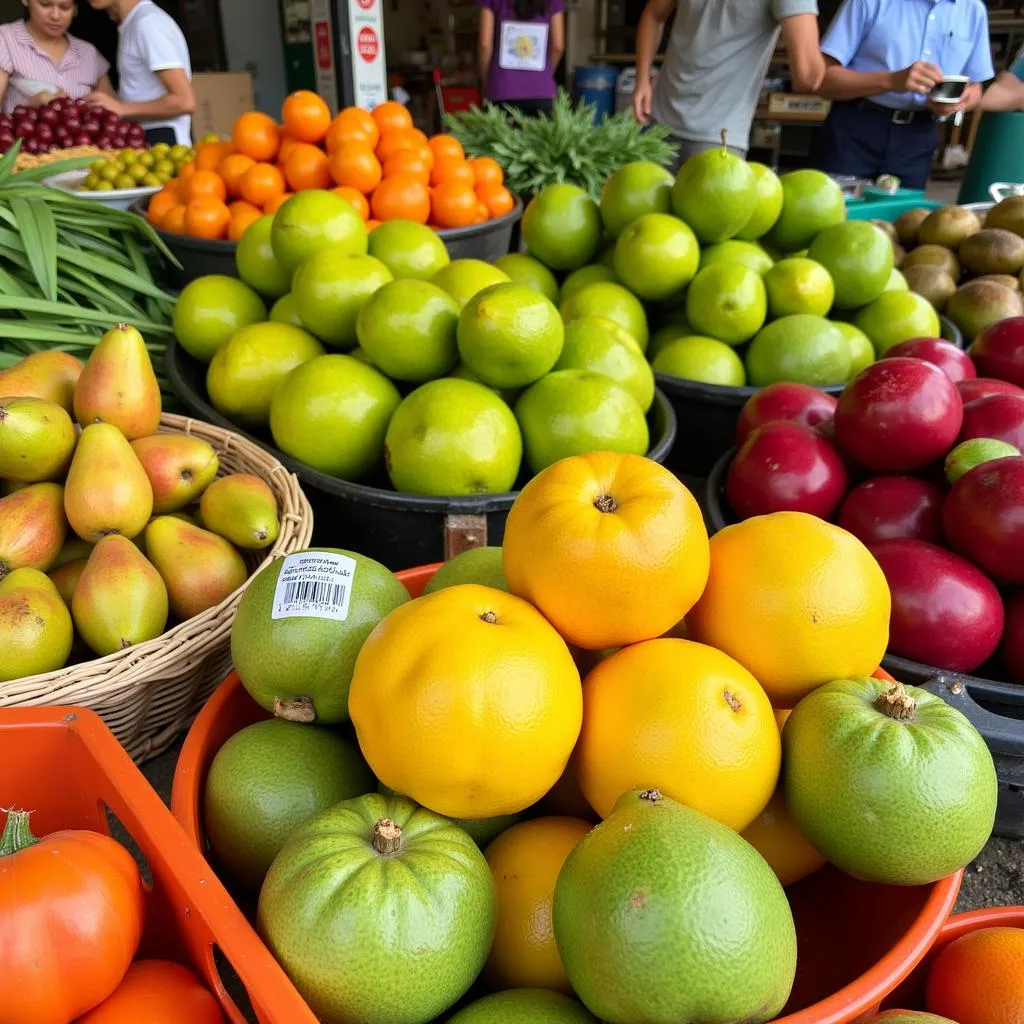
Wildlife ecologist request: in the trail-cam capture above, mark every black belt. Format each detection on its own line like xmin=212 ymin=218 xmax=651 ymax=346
xmin=853 ymin=99 xmax=935 ymax=125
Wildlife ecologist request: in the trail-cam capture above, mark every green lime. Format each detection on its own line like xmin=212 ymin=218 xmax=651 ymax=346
xmin=854 ymin=291 xmax=941 ymax=355
xmin=699 ymin=240 xmax=775 ymax=277
xmin=522 ymin=183 xmax=602 ymax=271
xmin=763 ymin=258 xmax=836 ymax=318
xmin=833 ymin=322 xmax=875 ymax=376
xmin=945 ymin=438 xmax=1020 ymax=484
xmin=651 ymin=336 xmax=746 ymax=386
xmin=236 ymin=215 xmax=291 ymax=298
xmin=613 ymin=213 xmax=700 ymax=301
xmin=561 ymin=281 xmax=649 ymax=352
xmin=422 ymin=547 xmax=508 ymax=594
xmin=269 ymin=292 xmax=303 ymax=326
xmin=494 ymin=253 xmax=560 ymax=303
xmin=886 ymin=268 xmax=909 ymax=291
xmin=671 ymin=144 xmax=757 ymax=243
xmin=745 ymin=315 xmax=852 ymax=387
xmin=367 ymin=219 xmax=450 ymax=281
xmin=556 ymin=317 xmax=655 ymax=411
xmin=685 ymin=263 xmax=767 ymax=345
xmin=271 ymin=190 xmax=368 ymax=275
xmin=173 ymin=274 xmax=268 ymax=363
xmin=432 ymin=259 xmax=510 ymax=309
xmin=560 ymin=264 xmax=617 ymax=303
xmin=735 ymin=162 xmax=784 ymax=241
xmin=767 ymin=170 xmax=846 ymax=253
xmin=807 ymin=220 xmax=894 ymax=310
xmin=600 ymin=161 xmax=674 ymax=238
xmin=114 ymin=174 xmax=135 ymax=190
xmin=648 ymin=324 xmax=693 ymax=359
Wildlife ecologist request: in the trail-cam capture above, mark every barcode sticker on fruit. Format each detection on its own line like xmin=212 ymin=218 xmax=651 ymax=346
xmin=271 ymin=551 xmax=355 ymax=621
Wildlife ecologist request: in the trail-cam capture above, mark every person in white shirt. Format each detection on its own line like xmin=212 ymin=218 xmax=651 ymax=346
xmin=84 ymin=0 xmax=194 ymax=145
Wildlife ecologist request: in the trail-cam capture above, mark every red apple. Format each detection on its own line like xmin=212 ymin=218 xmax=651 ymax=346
xmin=834 ymin=358 xmax=964 ymax=473
xmin=838 ymin=475 xmax=945 ymax=546
xmin=871 ymin=538 xmax=1005 ymax=673
xmin=970 ymin=315 xmax=1024 ymax=387
xmin=944 ymin=455 xmax=1024 ymax=584
xmin=735 ymin=382 xmax=837 ymax=446
xmin=1001 ymin=591 xmax=1024 ymax=683
xmin=883 ymin=337 xmax=977 ymax=382
xmin=959 ymin=393 xmax=1024 ymax=450
xmin=725 ymin=420 xmax=848 ymax=520
xmin=957 ymin=377 xmax=1024 ymax=404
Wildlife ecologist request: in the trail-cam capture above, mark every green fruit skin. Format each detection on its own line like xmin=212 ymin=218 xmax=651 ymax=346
xmin=0 ymin=397 xmax=76 ymax=483
xmin=685 ymin=264 xmax=768 ymax=346
xmin=172 ymin=275 xmax=267 ymax=363
xmin=556 ymin=320 xmax=655 ymax=412
xmin=651 ymin=336 xmax=746 ymax=387
xmin=205 ymin=719 xmax=375 ymax=889
xmin=231 ymin=548 xmax=410 ymax=723
xmin=447 ymin=989 xmax=597 ymax=1023
xmin=515 ymin=370 xmax=649 ymax=476
xmin=734 ymin=163 xmax=784 ymax=242
xmin=872 ymin=1013 xmax=958 ymax=1024
xmin=854 ymin=292 xmax=941 ymax=356
xmin=560 ymin=265 xmax=618 ymax=303
xmin=599 ymin=161 xmax=674 ymax=239
xmin=561 ymin=282 xmax=650 ymax=352
xmin=671 ymin=148 xmax=758 ymax=244
xmin=422 ymin=547 xmax=508 ymax=595
xmin=767 ymin=170 xmax=846 ymax=253
xmin=368 ymin=221 xmax=450 ymax=281
xmin=746 ymin=315 xmax=852 ymax=388
xmin=783 ymin=677 xmax=998 ymax=886
xmin=271 ymin=191 xmax=368 ymax=275
xmin=834 ymin=322 xmax=876 ymax=377
xmin=808 ymin=221 xmax=894 ymax=310
xmin=613 ymin=213 xmax=700 ymax=302
xmin=763 ymin=258 xmax=836 ymax=319
xmin=236 ymin=216 xmax=291 ymax=299
xmin=945 ymin=438 xmax=1019 ymax=485
xmin=699 ymin=240 xmax=775 ymax=277
xmin=377 ymin=781 xmax=521 ymax=847
xmin=0 ymin=567 xmax=73 ymax=682
xmin=553 ymin=790 xmax=797 ymax=1024
xmin=270 ymin=293 xmax=304 ymax=327
xmin=523 ymin=184 xmax=603 ymax=271
xmin=257 ymin=793 xmax=497 ymax=1024
xmin=494 ymin=253 xmax=560 ymax=303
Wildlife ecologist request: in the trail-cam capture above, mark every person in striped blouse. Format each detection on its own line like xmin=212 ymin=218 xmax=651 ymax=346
xmin=0 ymin=0 xmax=112 ymax=116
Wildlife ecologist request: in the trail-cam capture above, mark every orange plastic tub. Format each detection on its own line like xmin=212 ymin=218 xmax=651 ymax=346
xmin=0 ymin=705 xmax=318 ymax=1024
xmin=172 ymin=564 xmax=963 ymax=1024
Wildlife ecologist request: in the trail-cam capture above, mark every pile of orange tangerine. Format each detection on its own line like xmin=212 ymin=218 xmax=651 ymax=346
xmin=146 ymin=91 xmax=515 ymax=243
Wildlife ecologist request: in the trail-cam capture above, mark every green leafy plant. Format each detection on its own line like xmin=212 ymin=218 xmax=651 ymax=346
xmin=446 ymin=89 xmax=677 ymax=200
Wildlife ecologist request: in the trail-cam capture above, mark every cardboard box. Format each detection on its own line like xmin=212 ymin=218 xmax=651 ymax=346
xmin=191 ymin=72 xmax=255 ymax=141
xmin=767 ymin=92 xmax=831 ymax=117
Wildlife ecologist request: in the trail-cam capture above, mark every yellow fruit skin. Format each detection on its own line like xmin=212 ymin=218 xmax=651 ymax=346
xmin=687 ymin=511 xmax=891 ymax=708
xmin=0 ymin=350 xmax=83 ymax=412
xmin=0 ymin=397 xmax=77 ymax=482
xmin=349 ymin=584 xmax=583 ymax=819
xmin=0 ymin=483 xmax=67 ymax=576
xmin=198 ymin=473 xmax=279 ymax=550
xmin=740 ymin=788 xmax=826 ymax=888
xmin=0 ymin=568 xmax=73 ymax=681
xmin=484 ymin=816 xmax=593 ymax=992
xmin=130 ymin=434 xmax=220 ymax=514
xmin=575 ymin=638 xmax=780 ymax=831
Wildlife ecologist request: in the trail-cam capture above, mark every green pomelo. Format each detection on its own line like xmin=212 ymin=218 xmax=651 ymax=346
xmin=556 ymin=317 xmax=655 ymax=411
xmin=764 ymin=258 xmax=836 ymax=318
xmin=522 ymin=183 xmax=602 ymax=271
xmin=515 ymin=369 xmax=648 ymax=475
xmin=422 ymin=547 xmax=508 ymax=594
xmin=448 ymin=990 xmax=597 ymax=1023
xmin=854 ymin=291 xmax=941 ymax=355
xmin=808 ymin=220 xmax=894 ymax=309
xmin=560 ymin=264 xmax=618 ymax=303
xmin=945 ymin=437 xmax=1019 ymax=485
xmin=432 ymin=259 xmax=511 ymax=310
xmin=685 ymin=263 xmax=767 ymax=345
xmin=269 ymin=292 xmax=303 ymax=326
xmin=270 ymin=189 xmax=368 ymax=275
xmin=173 ymin=275 xmax=267 ymax=363
xmin=783 ymin=678 xmax=997 ymax=886
xmin=652 ymin=335 xmax=746 ymax=386
xmin=735 ymin=162 xmax=784 ymax=241
xmin=368 ymin=219 xmax=450 ymax=281
xmin=767 ymin=170 xmax=846 ymax=253
xmin=600 ymin=161 xmax=674 ymax=238
xmin=258 ymin=793 xmax=497 ymax=1024
xmin=671 ymin=144 xmax=757 ymax=243
xmin=356 ymin=279 xmax=460 ymax=382
xmin=613 ymin=212 xmax=700 ymax=301
xmin=204 ymin=720 xmax=375 ymax=889
xmin=292 ymin=251 xmax=393 ymax=348
xmin=231 ymin=548 xmax=409 ymax=723
xmin=561 ymin=281 xmax=649 ymax=352
xmin=457 ymin=283 xmax=564 ymax=389
xmin=699 ymin=240 xmax=774 ymax=277
xmin=746 ymin=315 xmax=852 ymax=387
xmin=385 ymin=378 xmax=523 ymax=496
xmin=235 ymin=215 xmax=291 ymax=298
xmin=494 ymin=253 xmax=560 ymax=303
xmin=377 ymin=781 xmax=521 ymax=847
xmin=553 ymin=788 xmax=797 ymax=1023
xmin=269 ymin=354 xmax=400 ymax=479
xmin=833 ymin=322 xmax=876 ymax=376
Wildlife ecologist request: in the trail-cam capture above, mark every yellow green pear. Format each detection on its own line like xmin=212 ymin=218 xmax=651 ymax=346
xmin=64 ymin=423 xmax=154 ymax=542
xmin=0 ymin=568 xmax=73 ymax=681
xmin=145 ymin=516 xmax=248 ymax=620
xmin=72 ymin=536 xmax=169 ymax=655
xmin=198 ymin=474 xmax=279 ymax=550
xmin=49 ymin=558 xmax=87 ymax=607
xmin=73 ymin=323 xmax=162 ymax=439
xmin=130 ymin=434 xmax=220 ymax=514
xmin=0 ymin=350 xmax=83 ymax=411
xmin=0 ymin=396 xmax=77 ymax=482
xmin=0 ymin=483 xmax=67 ymax=578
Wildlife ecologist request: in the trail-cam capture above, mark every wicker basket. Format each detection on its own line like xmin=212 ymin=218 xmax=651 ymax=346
xmin=0 ymin=412 xmax=314 ymax=763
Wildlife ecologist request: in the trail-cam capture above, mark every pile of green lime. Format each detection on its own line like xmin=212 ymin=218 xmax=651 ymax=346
xmin=80 ymin=141 xmax=196 ymax=192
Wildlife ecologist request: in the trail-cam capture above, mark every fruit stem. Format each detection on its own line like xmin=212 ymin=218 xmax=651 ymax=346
xmin=593 ymin=494 xmax=618 ymax=513
xmin=273 ymin=695 xmax=316 ymax=724
xmin=372 ymin=818 xmax=403 ymax=855
xmin=874 ymin=682 xmax=917 ymax=722
xmin=639 ymin=788 xmax=662 ymax=805
xmin=480 ymin=610 xmax=498 ymax=624
xmin=0 ymin=809 xmax=38 ymax=856
xmin=721 ymin=128 xmax=728 ymax=150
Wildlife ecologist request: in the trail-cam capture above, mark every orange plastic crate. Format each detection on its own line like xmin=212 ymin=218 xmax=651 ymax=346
xmin=0 ymin=706 xmax=317 ymax=1024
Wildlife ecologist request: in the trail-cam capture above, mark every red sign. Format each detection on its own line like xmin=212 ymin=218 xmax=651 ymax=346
xmin=357 ymin=26 xmax=379 ymax=63
xmin=314 ymin=21 xmax=332 ymax=70
xmin=357 ymin=0 xmax=374 ymax=9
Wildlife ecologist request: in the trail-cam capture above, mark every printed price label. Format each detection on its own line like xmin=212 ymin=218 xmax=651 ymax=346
xmin=271 ymin=552 xmax=356 ymax=622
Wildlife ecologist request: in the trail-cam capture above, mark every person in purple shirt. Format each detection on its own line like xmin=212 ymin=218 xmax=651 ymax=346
xmin=477 ymin=0 xmax=565 ymax=116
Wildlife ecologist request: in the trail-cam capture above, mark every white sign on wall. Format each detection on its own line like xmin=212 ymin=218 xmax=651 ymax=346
xmin=310 ymin=0 xmax=340 ymax=115
xmin=347 ymin=0 xmax=388 ymax=110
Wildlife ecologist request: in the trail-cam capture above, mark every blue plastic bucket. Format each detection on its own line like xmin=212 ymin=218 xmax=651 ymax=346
xmin=574 ymin=65 xmax=618 ymax=123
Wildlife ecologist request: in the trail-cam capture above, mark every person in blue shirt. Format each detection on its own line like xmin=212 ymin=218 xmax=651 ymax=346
xmin=979 ymin=45 xmax=1024 ymax=111
xmin=813 ymin=0 xmax=995 ymax=190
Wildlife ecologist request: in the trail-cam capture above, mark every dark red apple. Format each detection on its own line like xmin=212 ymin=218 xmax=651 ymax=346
xmin=957 ymin=377 xmax=1024 ymax=404
xmin=725 ymin=420 xmax=848 ymax=520
xmin=959 ymin=393 xmax=1024 ymax=450
xmin=883 ymin=337 xmax=977 ymax=382
xmin=13 ymin=120 xmax=33 ymax=140
xmin=944 ymin=455 xmax=1024 ymax=584
xmin=834 ymin=358 xmax=964 ymax=473
xmin=838 ymin=475 xmax=945 ymax=546
xmin=970 ymin=315 xmax=1024 ymax=387
xmin=63 ymin=116 xmax=81 ymax=133
xmin=1001 ymin=591 xmax=1024 ymax=683
xmin=735 ymin=382 xmax=838 ymax=445
xmin=871 ymin=538 xmax=1005 ymax=673
xmin=32 ymin=124 xmax=53 ymax=147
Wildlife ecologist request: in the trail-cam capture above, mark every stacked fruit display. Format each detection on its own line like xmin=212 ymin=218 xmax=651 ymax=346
xmin=719 ymin=318 xmax=1024 ymax=680
xmin=173 ymin=202 xmax=658 ymax=496
xmin=0 ymin=334 xmax=281 ymax=684
xmin=894 ymin=198 xmax=1024 ymax=341
xmin=78 ymin=142 xmax=197 ymax=192
xmin=0 ymin=96 xmax=145 ymax=156
xmin=197 ymin=451 xmax=997 ymax=1024
xmin=146 ymin=91 xmax=515 ymax=242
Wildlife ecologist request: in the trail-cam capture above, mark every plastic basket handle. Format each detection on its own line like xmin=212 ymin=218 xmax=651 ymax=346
xmin=989 ymin=182 xmax=1024 ymax=202
xmin=919 ymin=673 xmax=1024 ymax=763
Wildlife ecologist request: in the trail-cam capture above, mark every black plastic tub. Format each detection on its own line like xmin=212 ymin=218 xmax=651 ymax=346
xmin=132 ymin=198 xmax=523 ymax=288
xmin=659 ymin=314 xmax=964 ymax=477
xmin=705 ymin=445 xmax=1024 ymax=839
xmin=165 ymin=339 xmax=676 ymax=570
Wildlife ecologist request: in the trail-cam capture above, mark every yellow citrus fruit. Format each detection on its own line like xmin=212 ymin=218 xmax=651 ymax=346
xmin=687 ymin=512 xmax=890 ymax=708
xmin=349 ymin=584 xmax=582 ymax=819
xmin=740 ymin=788 xmax=827 ymax=888
xmin=574 ymin=638 xmax=780 ymax=830
xmin=484 ymin=816 xmax=593 ymax=991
